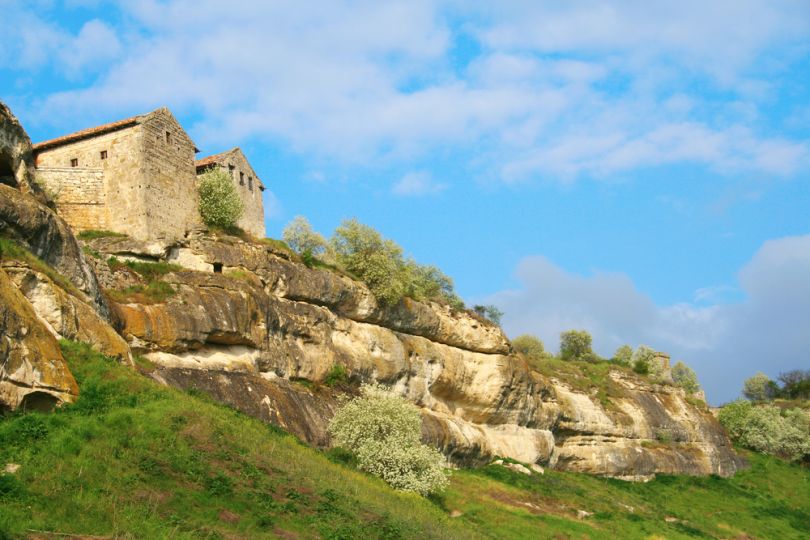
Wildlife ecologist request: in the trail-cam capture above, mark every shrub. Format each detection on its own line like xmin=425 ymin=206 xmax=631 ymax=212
xmin=328 ymin=384 xmax=448 ymax=496
xmin=743 ymin=372 xmax=776 ymax=402
xmin=632 ymin=345 xmax=655 ymax=375
xmin=198 ymin=167 xmax=244 ymax=228
xmin=282 ymin=216 xmax=328 ymax=258
xmin=560 ymin=330 xmax=593 ymax=361
xmin=718 ymin=400 xmax=810 ymax=462
xmin=777 ymin=370 xmax=810 ymax=400
xmin=512 ymin=334 xmax=545 ymax=359
xmin=671 ymin=361 xmax=701 ymax=394
xmin=612 ymin=345 xmax=633 ymax=366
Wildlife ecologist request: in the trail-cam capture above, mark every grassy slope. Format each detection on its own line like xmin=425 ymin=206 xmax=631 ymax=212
xmin=1 ymin=342 xmax=808 ymax=540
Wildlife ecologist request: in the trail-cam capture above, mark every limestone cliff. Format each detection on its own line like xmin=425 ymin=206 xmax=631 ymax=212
xmin=0 ymin=100 xmax=745 ymax=480
xmin=89 ymin=233 xmax=744 ymax=480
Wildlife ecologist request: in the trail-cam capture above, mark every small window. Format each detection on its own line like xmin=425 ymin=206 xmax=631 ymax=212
xmin=248 ymin=177 xmax=253 ymax=191
xmin=239 ymin=171 xmax=245 ymax=186
xmin=228 ymin=164 xmax=235 ymax=179
xmin=70 ymin=158 xmax=78 ymax=167
xmin=213 ymin=262 xmax=223 ymax=273
xmin=100 ymin=150 xmax=107 ymax=160
xmin=165 ymin=131 xmax=171 ymax=144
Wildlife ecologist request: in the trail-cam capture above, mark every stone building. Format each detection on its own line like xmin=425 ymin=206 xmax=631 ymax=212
xmin=195 ymin=147 xmax=266 ymax=237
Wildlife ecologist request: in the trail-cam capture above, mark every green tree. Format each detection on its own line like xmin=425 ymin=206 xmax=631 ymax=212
xmin=777 ymin=370 xmax=810 ymax=400
xmin=632 ymin=345 xmax=655 ymax=375
xmin=671 ymin=361 xmax=701 ymax=394
xmin=328 ymin=384 xmax=449 ymax=496
xmin=718 ymin=400 xmax=810 ymax=462
xmin=743 ymin=372 xmax=776 ymax=402
xmin=559 ymin=330 xmax=593 ymax=361
xmin=282 ymin=215 xmax=327 ymax=258
xmin=330 ymin=219 xmax=408 ymax=305
xmin=612 ymin=344 xmax=633 ymax=366
xmin=512 ymin=334 xmax=545 ymax=359
xmin=472 ymin=304 xmax=503 ymax=325
xmin=197 ymin=167 xmax=244 ymax=229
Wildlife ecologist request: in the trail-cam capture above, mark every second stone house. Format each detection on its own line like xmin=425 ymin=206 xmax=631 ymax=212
xmin=33 ymin=108 xmax=266 ymax=242
xmin=195 ymin=147 xmax=266 ymax=238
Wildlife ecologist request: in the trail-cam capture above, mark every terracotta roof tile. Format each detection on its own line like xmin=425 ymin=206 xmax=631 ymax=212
xmin=32 ymin=115 xmax=141 ymax=152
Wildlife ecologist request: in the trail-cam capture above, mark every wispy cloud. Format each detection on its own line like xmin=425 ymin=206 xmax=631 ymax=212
xmin=7 ymin=1 xmax=810 ymax=186
xmin=392 ymin=171 xmax=447 ymax=196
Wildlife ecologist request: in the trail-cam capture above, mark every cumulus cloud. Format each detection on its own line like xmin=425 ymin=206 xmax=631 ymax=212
xmin=488 ymin=234 xmax=810 ymax=404
xmin=8 ymin=1 xmax=807 ymax=183
xmin=392 ymin=171 xmax=447 ymax=196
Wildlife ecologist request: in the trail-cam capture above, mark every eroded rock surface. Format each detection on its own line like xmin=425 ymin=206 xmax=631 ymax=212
xmin=0 ymin=268 xmax=78 ymax=411
xmin=104 ymin=233 xmax=744 ymax=479
xmin=0 ymin=185 xmax=109 ymax=319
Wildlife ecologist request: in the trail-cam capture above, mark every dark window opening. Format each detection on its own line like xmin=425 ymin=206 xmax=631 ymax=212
xmin=239 ymin=171 xmax=245 ymax=185
xmin=70 ymin=158 xmax=78 ymax=167
xmin=228 ymin=164 xmax=235 ymax=179
xmin=248 ymin=177 xmax=253 ymax=191
xmin=100 ymin=150 xmax=108 ymax=160
xmin=213 ymin=262 xmax=223 ymax=273
xmin=165 ymin=131 xmax=171 ymax=144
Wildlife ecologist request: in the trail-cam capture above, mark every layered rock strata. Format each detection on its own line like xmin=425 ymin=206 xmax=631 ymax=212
xmin=98 ymin=233 xmax=744 ymax=479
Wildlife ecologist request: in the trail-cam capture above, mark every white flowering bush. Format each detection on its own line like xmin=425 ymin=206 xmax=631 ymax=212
xmin=718 ymin=400 xmax=810 ymax=462
xmin=328 ymin=384 xmax=449 ymax=496
xmin=198 ymin=167 xmax=244 ymax=228
xmin=282 ymin=215 xmax=328 ymax=257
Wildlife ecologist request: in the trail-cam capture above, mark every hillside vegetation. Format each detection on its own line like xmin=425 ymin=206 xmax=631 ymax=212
xmin=1 ymin=342 xmax=808 ymax=539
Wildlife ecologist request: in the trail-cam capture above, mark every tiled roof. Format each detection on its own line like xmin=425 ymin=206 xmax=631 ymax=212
xmin=195 ymin=149 xmax=233 ymax=169
xmin=32 ymin=115 xmax=141 ymax=152
xmin=195 ymin=148 xmax=265 ymax=190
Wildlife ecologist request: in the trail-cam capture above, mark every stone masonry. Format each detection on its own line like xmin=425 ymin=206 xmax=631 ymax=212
xmin=196 ymin=147 xmax=266 ymax=238
xmin=32 ymin=108 xmax=266 ymax=243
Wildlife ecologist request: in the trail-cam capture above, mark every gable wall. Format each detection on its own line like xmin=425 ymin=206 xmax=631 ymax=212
xmin=140 ymin=110 xmax=201 ymax=240
xmin=35 ymin=125 xmax=149 ymax=238
xmin=199 ymin=150 xmax=266 ymax=238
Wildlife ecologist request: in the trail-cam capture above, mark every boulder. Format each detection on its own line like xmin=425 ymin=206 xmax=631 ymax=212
xmin=0 ymin=268 xmax=78 ymax=411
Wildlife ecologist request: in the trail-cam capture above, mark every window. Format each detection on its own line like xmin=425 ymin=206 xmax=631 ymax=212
xmin=70 ymin=158 xmax=78 ymax=167
xmin=100 ymin=150 xmax=107 ymax=160
xmin=213 ymin=262 xmax=223 ymax=273
xmin=248 ymin=177 xmax=253 ymax=191
xmin=165 ymin=131 xmax=171 ymax=144
xmin=239 ymin=171 xmax=245 ymax=186
xmin=228 ymin=164 xmax=235 ymax=179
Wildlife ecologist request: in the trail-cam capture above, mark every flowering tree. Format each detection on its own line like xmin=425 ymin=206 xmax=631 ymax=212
xmin=328 ymin=384 xmax=448 ymax=496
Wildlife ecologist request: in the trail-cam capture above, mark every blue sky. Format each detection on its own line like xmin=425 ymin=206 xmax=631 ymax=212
xmin=2 ymin=0 xmax=809 ymax=404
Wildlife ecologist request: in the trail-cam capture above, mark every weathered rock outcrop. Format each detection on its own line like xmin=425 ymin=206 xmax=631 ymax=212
xmin=0 ymin=102 xmax=45 ymax=199
xmin=0 ymin=268 xmax=78 ymax=411
xmin=102 ymin=233 xmax=744 ymax=479
xmin=0 ymin=185 xmax=109 ymax=319
xmin=0 ymin=100 xmax=743 ymax=480
xmin=2 ymin=260 xmax=130 ymax=363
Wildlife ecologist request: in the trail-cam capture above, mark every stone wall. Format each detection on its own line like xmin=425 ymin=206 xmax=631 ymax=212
xmin=35 ymin=167 xmax=107 ymax=231
xmin=140 ymin=109 xmax=201 ymax=241
xmin=197 ymin=148 xmax=266 ymax=238
xmin=35 ymin=124 xmax=149 ymax=238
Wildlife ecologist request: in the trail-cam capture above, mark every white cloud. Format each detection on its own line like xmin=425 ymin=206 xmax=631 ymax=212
xmin=392 ymin=171 xmax=447 ymax=196
xmin=488 ymin=234 xmax=810 ymax=404
xmin=7 ymin=1 xmax=810 ymax=184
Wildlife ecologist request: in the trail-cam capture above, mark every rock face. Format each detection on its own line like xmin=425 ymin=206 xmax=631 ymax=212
xmin=0 ymin=184 xmax=109 ymax=319
xmin=0 ymin=99 xmax=743 ymax=480
xmin=0 ymin=268 xmax=78 ymax=411
xmin=103 ymin=232 xmax=744 ymax=479
xmin=0 ymin=102 xmax=42 ymax=198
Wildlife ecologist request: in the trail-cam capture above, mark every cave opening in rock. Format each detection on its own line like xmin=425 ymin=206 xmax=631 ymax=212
xmin=0 ymin=151 xmax=16 ymax=187
xmin=19 ymin=391 xmax=59 ymax=412
xmin=213 ymin=262 xmax=223 ymax=273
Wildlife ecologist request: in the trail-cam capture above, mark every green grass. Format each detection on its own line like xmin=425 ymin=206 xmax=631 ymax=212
xmin=529 ymin=356 xmax=633 ymax=410
xmin=1 ymin=341 xmax=808 ymax=539
xmin=105 ymin=258 xmax=182 ymax=304
xmin=77 ymin=230 xmax=128 ymax=240
xmin=0 ymin=238 xmax=82 ymax=297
